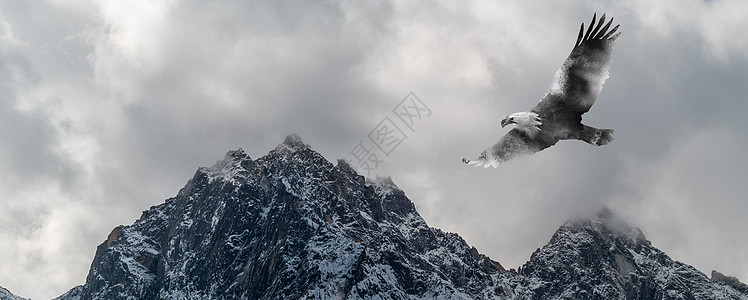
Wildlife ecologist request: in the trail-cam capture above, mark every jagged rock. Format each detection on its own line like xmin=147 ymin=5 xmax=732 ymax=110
xmin=520 ymin=208 xmax=746 ymax=299
xmin=0 ymin=285 xmax=29 ymax=300
xmin=53 ymin=285 xmax=83 ymax=300
xmin=61 ymin=135 xmax=748 ymax=299
xmin=713 ymin=270 xmax=748 ymax=295
xmin=77 ymin=135 xmax=507 ymax=299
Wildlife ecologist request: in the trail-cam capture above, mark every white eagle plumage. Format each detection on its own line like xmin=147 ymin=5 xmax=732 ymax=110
xmin=501 ymin=111 xmax=543 ymax=137
xmin=463 ymin=13 xmax=620 ymax=168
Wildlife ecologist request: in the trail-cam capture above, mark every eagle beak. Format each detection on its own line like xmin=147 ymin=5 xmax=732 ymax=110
xmin=501 ymin=118 xmax=511 ymax=128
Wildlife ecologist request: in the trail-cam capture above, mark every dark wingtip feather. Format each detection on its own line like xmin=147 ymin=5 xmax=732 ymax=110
xmin=594 ymin=17 xmax=614 ymax=39
xmin=609 ymin=31 xmax=622 ymax=41
xmin=602 ymin=24 xmax=620 ymax=39
xmin=582 ymin=13 xmax=597 ymax=41
xmin=590 ymin=13 xmax=606 ymax=40
xmin=576 ymin=23 xmax=584 ymax=46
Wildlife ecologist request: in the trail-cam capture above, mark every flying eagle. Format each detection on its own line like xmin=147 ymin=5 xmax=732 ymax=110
xmin=463 ymin=13 xmax=620 ymax=168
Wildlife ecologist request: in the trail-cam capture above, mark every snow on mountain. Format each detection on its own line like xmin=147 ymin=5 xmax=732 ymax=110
xmin=52 ymin=286 xmax=82 ymax=300
xmin=75 ymin=135 xmax=511 ymax=299
xmin=0 ymin=285 xmax=29 ymax=300
xmin=713 ymin=270 xmax=748 ymax=296
xmin=520 ymin=208 xmax=747 ymax=299
xmin=54 ymin=134 xmax=747 ymax=299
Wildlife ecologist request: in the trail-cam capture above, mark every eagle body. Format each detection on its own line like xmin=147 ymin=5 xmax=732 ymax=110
xmin=464 ymin=13 xmax=619 ymax=168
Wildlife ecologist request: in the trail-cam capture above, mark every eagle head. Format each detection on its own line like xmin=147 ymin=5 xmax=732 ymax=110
xmin=501 ymin=112 xmax=543 ymax=133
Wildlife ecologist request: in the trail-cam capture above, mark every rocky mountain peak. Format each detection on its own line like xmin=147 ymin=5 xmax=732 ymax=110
xmin=520 ymin=207 xmax=747 ymax=299
xmin=282 ymin=133 xmax=307 ymax=149
xmin=46 ymin=136 xmax=748 ymax=300
xmin=0 ymin=285 xmax=29 ymax=300
xmin=197 ymin=148 xmax=251 ymax=184
xmin=712 ymin=270 xmax=748 ymax=295
xmin=271 ymin=133 xmax=311 ymax=157
xmin=559 ymin=207 xmax=649 ymax=247
xmin=73 ymin=135 xmax=510 ymax=299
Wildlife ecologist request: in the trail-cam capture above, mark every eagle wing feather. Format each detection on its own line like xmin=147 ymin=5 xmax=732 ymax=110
xmin=464 ymin=13 xmax=620 ymax=167
xmin=536 ymin=13 xmax=620 ymax=114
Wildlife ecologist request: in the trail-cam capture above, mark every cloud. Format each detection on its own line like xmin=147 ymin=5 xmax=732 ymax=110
xmin=1 ymin=0 xmax=747 ymax=298
xmin=613 ymin=126 xmax=748 ymax=279
xmin=624 ymin=0 xmax=748 ymax=62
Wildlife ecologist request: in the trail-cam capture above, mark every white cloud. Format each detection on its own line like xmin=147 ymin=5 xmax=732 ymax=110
xmin=1 ymin=0 xmax=747 ymax=298
xmin=625 ymin=0 xmax=748 ymax=62
xmin=614 ymin=126 xmax=748 ymax=280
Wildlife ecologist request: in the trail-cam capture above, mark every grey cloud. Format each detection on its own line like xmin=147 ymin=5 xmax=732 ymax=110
xmin=1 ymin=1 xmax=748 ymax=299
xmin=0 ymin=3 xmax=86 ymax=201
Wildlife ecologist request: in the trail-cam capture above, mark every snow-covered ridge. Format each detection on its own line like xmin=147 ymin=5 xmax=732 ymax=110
xmin=561 ymin=207 xmax=648 ymax=245
xmin=366 ymin=176 xmax=400 ymax=197
xmin=199 ymin=148 xmax=251 ymax=185
xmin=0 ymin=285 xmax=29 ymax=300
xmin=521 ymin=207 xmax=748 ymax=299
xmin=71 ymin=135 xmax=512 ymax=299
xmin=52 ymin=285 xmax=83 ymax=300
xmin=59 ymin=135 xmax=748 ymax=299
xmin=276 ymin=133 xmax=308 ymax=151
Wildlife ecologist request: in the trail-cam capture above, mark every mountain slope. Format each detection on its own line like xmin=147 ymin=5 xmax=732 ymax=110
xmin=53 ymin=286 xmax=82 ymax=300
xmin=77 ymin=135 xmax=514 ymax=299
xmin=713 ymin=271 xmax=748 ymax=296
xmin=520 ymin=208 xmax=746 ymax=300
xmin=64 ymin=135 xmax=746 ymax=299
xmin=0 ymin=285 xmax=29 ymax=300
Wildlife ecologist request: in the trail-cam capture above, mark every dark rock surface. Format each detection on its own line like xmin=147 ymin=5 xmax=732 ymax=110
xmin=53 ymin=286 xmax=82 ymax=300
xmin=76 ymin=135 xmax=510 ymax=299
xmin=520 ymin=208 xmax=746 ymax=299
xmin=58 ymin=135 xmax=747 ymax=299
xmin=0 ymin=285 xmax=29 ymax=300
xmin=713 ymin=270 xmax=748 ymax=296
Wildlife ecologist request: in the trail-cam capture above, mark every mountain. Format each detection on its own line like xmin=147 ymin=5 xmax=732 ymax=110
xmin=53 ymin=286 xmax=82 ymax=300
xmin=71 ymin=135 xmax=515 ymax=299
xmin=55 ymin=135 xmax=747 ymax=299
xmin=0 ymin=285 xmax=29 ymax=300
xmin=519 ymin=208 xmax=748 ymax=299
xmin=713 ymin=271 xmax=748 ymax=296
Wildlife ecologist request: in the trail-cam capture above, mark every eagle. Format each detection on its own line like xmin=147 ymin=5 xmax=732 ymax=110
xmin=463 ymin=13 xmax=620 ymax=168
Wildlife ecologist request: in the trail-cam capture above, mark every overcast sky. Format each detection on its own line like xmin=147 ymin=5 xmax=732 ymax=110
xmin=1 ymin=0 xmax=747 ymax=299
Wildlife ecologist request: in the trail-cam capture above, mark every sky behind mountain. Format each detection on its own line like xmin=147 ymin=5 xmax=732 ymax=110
xmin=1 ymin=0 xmax=747 ymax=299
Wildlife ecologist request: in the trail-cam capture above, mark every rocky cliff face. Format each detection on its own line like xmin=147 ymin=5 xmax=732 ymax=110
xmin=713 ymin=271 xmax=748 ymax=296
xmin=519 ymin=208 xmax=747 ymax=299
xmin=52 ymin=286 xmax=82 ymax=300
xmin=74 ymin=135 xmax=513 ymax=299
xmin=54 ymin=135 xmax=747 ymax=299
xmin=0 ymin=285 xmax=29 ymax=300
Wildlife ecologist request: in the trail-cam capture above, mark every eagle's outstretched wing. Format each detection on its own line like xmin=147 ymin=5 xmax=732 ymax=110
xmin=535 ymin=13 xmax=620 ymax=114
xmin=463 ymin=13 xmax=620 ymax=168
xmin=462 ymin=129 xmax=547 ymax=168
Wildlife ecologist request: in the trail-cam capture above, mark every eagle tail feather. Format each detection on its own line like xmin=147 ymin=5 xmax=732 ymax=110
xmin=579 ymin=126 xmax=615 ymax=146
xmin=598 ymin=129 xmax=615 ymax=146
